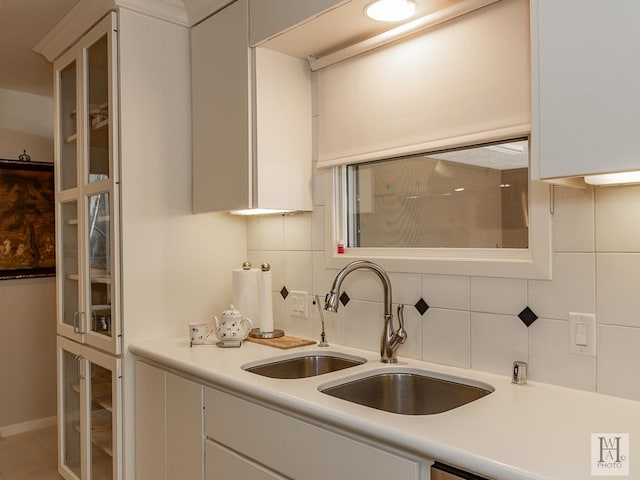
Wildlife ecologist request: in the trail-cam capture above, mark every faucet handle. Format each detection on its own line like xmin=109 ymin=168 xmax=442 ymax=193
xmin=396 ymin=304 xmax=407 ymax=344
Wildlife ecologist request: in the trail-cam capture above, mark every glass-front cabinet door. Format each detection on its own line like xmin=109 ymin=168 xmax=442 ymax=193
xmin=54 ymin=12 xmax=120 ymax=354
xmin=58 ymin=337 xmax=122 ymax=480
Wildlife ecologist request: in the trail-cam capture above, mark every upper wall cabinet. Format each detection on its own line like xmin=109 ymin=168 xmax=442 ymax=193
xmin=531 ymin=0 xmax=640 ymax=180
xmin=191 ymin=0 xmax=313 ymax=213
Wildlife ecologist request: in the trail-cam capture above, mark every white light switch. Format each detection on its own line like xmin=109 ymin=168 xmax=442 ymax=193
xmin=569 ymin=312 xmax=596 ymax=356
xmin=289 ymin=291 xmax=308 ymax=319
xmin=575 ymin=323 xmax=588 ymax=346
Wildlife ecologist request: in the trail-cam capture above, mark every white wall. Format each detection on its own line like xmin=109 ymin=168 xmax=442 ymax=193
xmin=0 ymin=90 xmax=56 ymax=431
xmin=0 ymin=277 xmax=56 ymax=430
xmin=0 ymin=88 xmax=53 ymax=136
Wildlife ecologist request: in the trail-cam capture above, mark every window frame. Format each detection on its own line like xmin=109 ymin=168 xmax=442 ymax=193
xmin=323 ymin=138 xmax=552 ymax=279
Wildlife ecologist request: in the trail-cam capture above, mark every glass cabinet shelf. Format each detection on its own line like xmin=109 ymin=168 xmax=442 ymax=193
xmin=71 ymin=383 xmax=113 ymax=412
xmin=67 ymin=272 xmax=111 ymax=284
xmin=72 ymin=417 xmax=113 ymax=457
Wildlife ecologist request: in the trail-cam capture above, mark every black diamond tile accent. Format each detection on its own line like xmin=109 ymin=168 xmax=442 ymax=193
xmin=339 ymin=291 xmax=350 ymax=307
xmin=280 ymin=286 xmax=289 ymax=300
xmin=414 ymin=298 xmax=430 ymax=316
xmin=518 ymin=306 xmax=538 ymax=327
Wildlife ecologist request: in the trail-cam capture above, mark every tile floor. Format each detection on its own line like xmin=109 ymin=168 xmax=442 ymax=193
xmin=0 ymin=427 xmax=63 ymax=479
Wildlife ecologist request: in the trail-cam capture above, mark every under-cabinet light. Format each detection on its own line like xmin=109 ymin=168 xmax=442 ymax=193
xmin=229 ymin=208 xmax=292 ymax=216
xmin=365 ymin=0 xmax=417 ymax=22
xmin=584 ymin=171 xmax=640 ymax=186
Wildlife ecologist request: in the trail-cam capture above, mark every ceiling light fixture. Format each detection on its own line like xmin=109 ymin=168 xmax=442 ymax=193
xmin=584 ymin=171 xmax=640 ymax=186
xmin=365 ymin=0 xmax=417 ymax=22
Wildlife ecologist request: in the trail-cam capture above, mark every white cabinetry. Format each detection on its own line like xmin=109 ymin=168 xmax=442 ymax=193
xmin=205 ymin=441 xmax=286 ymax=480
xmin=49 ymin=5 xmax=203 ymax=479
xmin=135 ymin=361 xmax=204 ymax=480
xmin=57 ymin=336 xmax=121 ymax=480
xmin=133 ymin=361 xmax=424 ymax=480
xmin=55 ymin=12 xmax=121 ymax=356
xmin=191 ymin=0 xmax=312 ymax=213
xmin=204 ymin=386 xmax=422 ymax=479
xmin=531 ymin=0 xmax=640 ymax=180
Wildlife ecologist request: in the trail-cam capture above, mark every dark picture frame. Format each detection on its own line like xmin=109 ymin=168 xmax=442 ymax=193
xmin=0 ymin=158 xmax=55 ymax=280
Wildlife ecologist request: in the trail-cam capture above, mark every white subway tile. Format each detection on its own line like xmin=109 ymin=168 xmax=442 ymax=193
xmin=471 ymin=312 xmax=528 ymax=376
xmin=528 ymin=253 xmax=595 ymax=320
xmin=470 ymin=277 xmax=527 ymax=315
xmin=283 ymin=251 xmax=313 ymax=293
xmin=422 ymin=308 xmax=470 ymax=368
xmin=595 ymin=184 xmax=640 ymax=252
xmin=342 ymin=300 xmax=384 ymax=353
xmin=247 ymin=216 xmax=260 ymax=251
xmin=312 ymin=252 xmax=339 ymax=297
xmin=421 ymin=274 xmax=470 ymax=310
xmin=552 ymin=185 xmax=595 ymax=252
xmin=254 ymin=214 xmax=284 ymax=251
xmin=272 ymin=292 xmax=284 ymax=331
xmin=396 ymin=304 xmax=422 ymax=360
xmin=247 ymin=251 xmax=284 ymax=292
xmin=338 ymin=269 xmax=384 ymax=302
xmin=311 ymin=206 xmax=325 ymax=252
xmin=311 ymin=294 xmax=344 ymax=345
xmin=389 ymin=272 xmax=421 ymax=306
xmin=313 ymin=162 xmax=328 ymax=207
xmin=597 ymin=325 xmax=640 ymax=401
xmin=283 ymin=212 xmax=312 ymax=251
xmin=528 ymin=318 xmax=596 ymax=391
xmin=596 ymin=253 xmax=640 ymax=328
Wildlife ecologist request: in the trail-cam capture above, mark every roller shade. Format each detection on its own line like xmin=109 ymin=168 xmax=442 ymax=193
xmin=317 ymin=0 xmax=531 ymax=168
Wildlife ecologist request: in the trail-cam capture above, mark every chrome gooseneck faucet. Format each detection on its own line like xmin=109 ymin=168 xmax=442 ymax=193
xmin=324 ymin=260 xmax=407 ymax=363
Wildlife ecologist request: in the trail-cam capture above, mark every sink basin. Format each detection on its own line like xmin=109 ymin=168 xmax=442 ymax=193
xmin=321 ymin=371 xmax=492 ymax=415
xmin=243 ymin=353 xmax=366 ymax=379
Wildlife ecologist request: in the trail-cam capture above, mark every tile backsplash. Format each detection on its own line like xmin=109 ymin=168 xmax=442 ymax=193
xmin=247 ymin=181 xmax=640 ymax=403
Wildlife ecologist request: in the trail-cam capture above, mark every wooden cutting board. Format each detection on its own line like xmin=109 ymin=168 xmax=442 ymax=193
xmin=246 ymin=335 xmax=316 ymax=349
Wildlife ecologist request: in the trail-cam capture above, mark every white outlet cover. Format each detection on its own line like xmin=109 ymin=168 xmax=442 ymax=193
xmin=568 ymin=312 xmax=596 ymax=356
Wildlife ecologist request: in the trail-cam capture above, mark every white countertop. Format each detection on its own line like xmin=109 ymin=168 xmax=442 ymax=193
xmin=130 ymin=337 xmax=640 ymax=480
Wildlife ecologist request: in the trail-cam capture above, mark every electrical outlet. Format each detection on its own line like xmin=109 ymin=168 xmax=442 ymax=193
xmin=568 ymin=312 xmax=596 ymax=356
xmin=289 ymin=291 xmax=308 ymax=318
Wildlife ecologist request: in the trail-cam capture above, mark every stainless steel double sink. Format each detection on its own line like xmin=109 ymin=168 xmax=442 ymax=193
xmin=243 ymin=352 xmax=492 ymax=415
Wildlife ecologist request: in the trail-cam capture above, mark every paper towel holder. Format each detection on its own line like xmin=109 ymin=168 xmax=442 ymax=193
xmin=249 ymin=262 xmax=285 ymax=339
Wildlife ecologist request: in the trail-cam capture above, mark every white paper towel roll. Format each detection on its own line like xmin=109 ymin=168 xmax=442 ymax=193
xmin=232 ymin=268 xmax=260 ymax=330
xmin=259 ymin=269 xmax=274 ymax=333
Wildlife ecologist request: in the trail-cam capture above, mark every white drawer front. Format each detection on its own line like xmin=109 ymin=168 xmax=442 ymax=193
xmin=206 ymin=439 xmax=287 ymax=480
xmin=204 ymin=387 xmax=420 ymax=480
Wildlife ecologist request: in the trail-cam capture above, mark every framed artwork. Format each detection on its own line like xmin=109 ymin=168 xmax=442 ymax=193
xmin=0 ymin=158 xmax=55 ymax=280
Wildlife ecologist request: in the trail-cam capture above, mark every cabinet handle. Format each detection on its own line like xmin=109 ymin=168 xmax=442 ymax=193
xmin=75 ymin=355 xmax=85 ymax=380
xmin=73 ymin=312 xmax=81 ymax=333
xmin=73 ymin=311 xmax=86 ymax=334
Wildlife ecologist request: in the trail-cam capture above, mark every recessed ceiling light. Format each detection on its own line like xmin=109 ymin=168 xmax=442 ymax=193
xmin=365 ymin=0 xmax=417 ymax=22
xmin=454 ymin=187 xmax=465 ymax=192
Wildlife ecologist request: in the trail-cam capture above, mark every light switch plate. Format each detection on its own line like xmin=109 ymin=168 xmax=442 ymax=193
xmin=289 ymin=291 xmax=308 ymax=318
xmin=568 ymin=312 xmax=596 ymax=356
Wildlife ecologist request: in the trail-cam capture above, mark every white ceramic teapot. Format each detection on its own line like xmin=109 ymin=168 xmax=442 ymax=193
xmin=214 ymin=305 xmax=253 ymax=345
